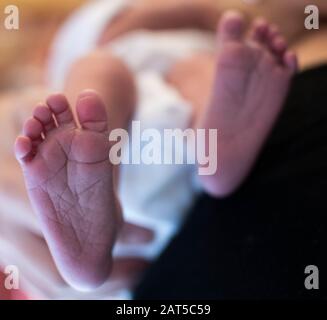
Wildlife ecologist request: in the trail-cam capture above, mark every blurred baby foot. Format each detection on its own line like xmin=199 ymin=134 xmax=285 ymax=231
xmin=15 ymin=90 xmax=122 ymax=290
xmin=199 ymin=11 xmax=297 ymax=196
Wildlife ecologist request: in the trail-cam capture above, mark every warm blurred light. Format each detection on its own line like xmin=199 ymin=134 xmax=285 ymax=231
xmin=0 ymin=0 xmax=86 ymax=90
xmin=0 ymin=0 xmax=85 ymax=17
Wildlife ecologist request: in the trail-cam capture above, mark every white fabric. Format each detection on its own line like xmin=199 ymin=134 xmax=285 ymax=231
xmin=48 ymin=0 xmax=131 ymax=90
xmin=47 ymin=0 xmax=214 ymax=262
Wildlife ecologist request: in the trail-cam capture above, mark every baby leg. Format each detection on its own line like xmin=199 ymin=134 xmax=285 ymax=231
xmin=64 ymin=50 xmax=136 ymax=132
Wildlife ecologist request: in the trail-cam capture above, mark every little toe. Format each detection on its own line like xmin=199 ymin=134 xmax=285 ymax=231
xmin=283 ymin=51 xmax=298 ymax=74
xmin=218 ymin=10 xmax=246 ymax=43
xmin=250 ymin=18 xmax=269 ymax=44
xmin=15 ymin=136 xmax=33 ymax=163
xmin=76 ymin=90 xmax=108 ymax=133
xmin=46 ymin=93 xmax=76 ymax=127
xmin=33 ymin=104 xmax=56 ymax=135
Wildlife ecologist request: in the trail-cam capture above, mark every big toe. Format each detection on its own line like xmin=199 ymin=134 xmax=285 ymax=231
xmin=76 ymin=90 xmax=109 ymax=133
xmin=218 ymin=11 xmax=246 ymax=43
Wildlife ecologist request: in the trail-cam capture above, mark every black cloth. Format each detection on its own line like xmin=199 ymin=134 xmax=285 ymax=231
xmin=134 ymin=65 xmax=327 ymax=299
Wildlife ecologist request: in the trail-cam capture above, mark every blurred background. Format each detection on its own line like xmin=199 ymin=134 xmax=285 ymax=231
xmin=0 ymin=0 xmax=84 ymax=300
xmin=0 ymin=0 xmax=84 ymax=91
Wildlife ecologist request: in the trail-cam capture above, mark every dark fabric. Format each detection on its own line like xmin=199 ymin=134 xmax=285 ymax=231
xmin=133 ymin=65 xmax=327 ymax=299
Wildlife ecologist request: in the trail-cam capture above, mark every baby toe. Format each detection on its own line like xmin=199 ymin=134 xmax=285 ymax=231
xmin=273 ymin=37 xmax=288 ymax=64
xmin=283 ymin=51 xmax=298 ymax=74
xmin=15 ymin=136 xmax=33 ymax=163
xmin=33 ymin=104 xmax=56 ymax=135
xmin=76 ymin=90 xmax=108 ymax=133
xmin=23 ymin=117 xmax=43 ymax=140
xmin=268 ymin=24 xmax=280 ymax=40
xmin=250 ymin=18 xmax=270 ymax=45
xmin=23 ymin=117 xmax=44 ymax=151
xmin=218 ymin=10 xmax=246 ymax=43
xmin=46 ymin=93 xmax=76 ymax=127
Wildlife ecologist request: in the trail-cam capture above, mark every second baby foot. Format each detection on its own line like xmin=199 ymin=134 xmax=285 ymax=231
xmin=199 ymin=11 xmax=298 ymax=196
xmin=15 ymin=91 xmax=122 ymax=290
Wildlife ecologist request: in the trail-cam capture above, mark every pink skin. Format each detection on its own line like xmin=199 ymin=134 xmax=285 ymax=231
xmin=199 ymin=11 xmax=298 ymax=197
xmin=15 ymin=91 xmax=122 ymax=291
xmin=14 ymin=11 xmax=298 ymax=292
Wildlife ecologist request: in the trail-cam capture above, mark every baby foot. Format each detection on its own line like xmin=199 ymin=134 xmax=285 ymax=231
xmin=199 ymin=11 xmax=298 ymax=197
xmin=15 ymin=91 xmax=122 ymax=290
